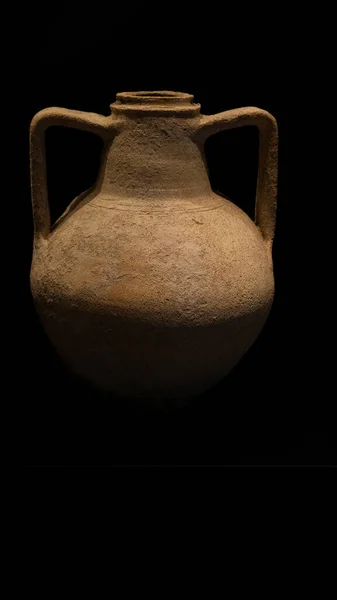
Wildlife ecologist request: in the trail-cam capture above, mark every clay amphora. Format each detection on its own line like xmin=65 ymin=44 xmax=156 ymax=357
xmin=30 ymin=91 xmax=278 ymax=402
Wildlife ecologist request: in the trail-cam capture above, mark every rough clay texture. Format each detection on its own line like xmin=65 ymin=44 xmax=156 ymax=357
xmin=30 ymin=92 xmax=278 ymax=402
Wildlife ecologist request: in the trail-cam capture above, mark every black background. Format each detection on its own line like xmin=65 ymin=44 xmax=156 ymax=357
xmin=20 ymin=3 xmax=335 ymax=465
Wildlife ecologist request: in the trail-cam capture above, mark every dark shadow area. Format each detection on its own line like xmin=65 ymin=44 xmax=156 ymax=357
xmin=205 ymin=127 xmax=259 ymax=221
xmin=46 ymin=128 xmax=103 ymax=226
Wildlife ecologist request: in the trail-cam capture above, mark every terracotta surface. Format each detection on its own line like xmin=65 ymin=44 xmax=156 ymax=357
xmin=30 ymin=91 xmax=278 ymax=403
